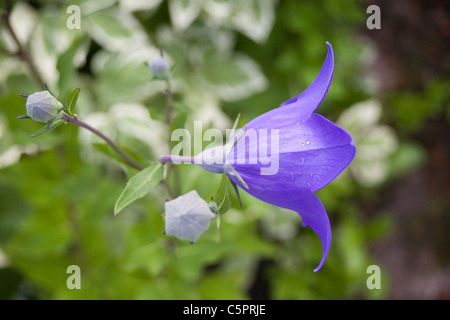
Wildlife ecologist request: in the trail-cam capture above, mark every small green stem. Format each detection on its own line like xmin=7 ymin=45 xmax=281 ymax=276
xmin=62 ymin=113 xmax=144 ymax=171
xmin=159 ymin=155 xmax=195 ymax=164
xmin=1 ymin=0 xmax=45 ymax=88
xmin=165 ymin=80 xmax=174 ymax=126
xmin=162 ymin=78 xmax=180 ymax=197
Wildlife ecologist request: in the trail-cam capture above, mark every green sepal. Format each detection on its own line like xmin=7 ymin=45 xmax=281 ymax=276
xmin=228 ymin=177 xmax=243 ymax=208
xmin=226 ymin=126 xmax=247 ymax=156
xmin=228 ymin=113 xmax=241 ymax=140
xmin=216 ymin=213 xmax=221 ymax=230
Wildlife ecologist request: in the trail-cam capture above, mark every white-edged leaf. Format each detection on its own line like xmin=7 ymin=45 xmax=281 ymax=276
xmin=203 ymin=0 xmax=276 ymax=43
xmin=168 ymin=0 xmax=203 ymax=31
xmin=200 ymin=52 xmax=267 ymax=101
xmin=120 ymin=0 xmax=164 ymax=13
xmin=114 ymin=163 xmax=164 ymax=215
xmin=229 ymin=0 xmax=276 ymax=43
xmin=84 ymin=7 xmax=148 ymax=52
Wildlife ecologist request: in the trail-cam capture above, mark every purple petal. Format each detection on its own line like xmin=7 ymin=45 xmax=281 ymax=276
xmin=193 ymin=41 xmax=351 ymax=271
xmin=228 ymin=176 xmax=331 ymax=272
xmin=229 ymin=113 xmax=355 ymax=191
xmin=227 ymin=115 xmax=351 ymax=270
xmin=280 ymin=42 xmax=334 ymax=118
xmin=236 ymin=43 xmax=334 ymax=132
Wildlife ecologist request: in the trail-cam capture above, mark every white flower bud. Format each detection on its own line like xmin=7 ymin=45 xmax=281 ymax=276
xmin=26 ymin=91 xmax=63 ymax=123
xmin=164 ymin=190 xmax=216 ymax=242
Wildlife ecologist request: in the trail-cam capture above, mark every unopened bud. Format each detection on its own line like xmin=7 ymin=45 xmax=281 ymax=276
xmin=148 ymin=57 xmax=169 ymax=79
xmin=25 ymin=91 xmax=64 ymax=123
xmin=164 ymin=190 xmax=216 ymax=242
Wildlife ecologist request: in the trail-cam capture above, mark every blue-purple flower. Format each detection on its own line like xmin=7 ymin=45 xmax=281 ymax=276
xmin=161 ymin=42 xmax=355 ymax=271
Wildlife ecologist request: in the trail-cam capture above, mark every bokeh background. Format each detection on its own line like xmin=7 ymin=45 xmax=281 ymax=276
xmin=0 ymin=0 xmax=449 ymax=299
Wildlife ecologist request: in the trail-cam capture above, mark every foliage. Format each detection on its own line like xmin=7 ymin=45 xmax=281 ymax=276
xmin=0 ymin=0 xmax=442 ymax=300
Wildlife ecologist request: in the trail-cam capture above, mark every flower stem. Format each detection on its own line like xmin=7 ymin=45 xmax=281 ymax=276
xmin=1 ymin=0 xmax=45 ymax=88
xmin=159 ymin=155 xmax=195 ymax=164
xmin=162 ymin=77 xmax=180 ymax=197
xmin=62 ymin=113 xmax=144 ymax=171
xmin=165 ymin=80 xmax=174 ymax=126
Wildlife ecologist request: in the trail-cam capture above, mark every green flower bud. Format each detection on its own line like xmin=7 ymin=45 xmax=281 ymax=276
xmin=26 ymin=91 xmax=64 ymax=123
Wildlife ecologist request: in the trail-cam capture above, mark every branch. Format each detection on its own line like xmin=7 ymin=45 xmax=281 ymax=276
xmin=165 ymin=80 xmax=174 ymax=126
xmin=1 ymin=0 xmax=45 ymax=88
xmin=62 ymin=113 xmax=144 ymax=171
xmin=162 ymin=78 xmax=181 ymax=197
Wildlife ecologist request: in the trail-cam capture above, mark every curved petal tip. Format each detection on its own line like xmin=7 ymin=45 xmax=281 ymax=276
xmin=280 ymin=42 xmax=334 ymax=119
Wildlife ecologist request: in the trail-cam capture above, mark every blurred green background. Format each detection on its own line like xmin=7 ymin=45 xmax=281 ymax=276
xmin=0 ymin=0 xmax=449 ymax=299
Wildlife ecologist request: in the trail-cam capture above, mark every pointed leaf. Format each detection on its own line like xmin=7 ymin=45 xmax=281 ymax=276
xmin=170 ymin=110 xmax=188 ymax=132
xmin=94 ymin=142 xmax=144 ymax=167
xmin=30 ymin=119 xmax=65 ymax=138
xmin=170 ymin=110 xmax=189 ymax=149
xmin=168 ymin=0 xmax=203 ymax=31
xmin=66 ymin=88 xmax=80 ymax=116
xmin=57 ymin=36 xmax=85 ymax=95
xmin=214 ymin=173 xmax=231 ymax=215
xmin=201 ymin=52 xmax=267 ymax=101
xmin=114 ymin=163 xmax=164 ymax=215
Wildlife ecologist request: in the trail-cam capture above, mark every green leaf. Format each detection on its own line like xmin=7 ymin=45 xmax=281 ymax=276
xmin=173 ymin=102 xmax=191 ymax=113
xmin=227 ymin=0 xmax=276 ymax=43
xmin=30 ymin=119 xmax=65 ymax=138
xmin=66 ymin=88 xmax=80 ymax=116
xmin=85 ymin=7 xmax=146 ymax=52
xmin=56 ymin=36 xmax=85 ymax=95
xmin=93 ymin=143 xmax=144 ymax=168
xmin=214 ymin=173 xmax=231 ymax=215
xmin=170 ymin=110 xmax=189 ymax=149
xmin=168 ymin=0 xmax=203 ymax=31
xmin=170 ymin=110 xmax=188 ymax=132
xmin=114 ymin=164 xmax=164 ymax=216
xmin=200 ymin=51 xmax=267 ymax=101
